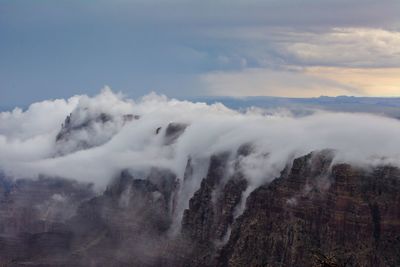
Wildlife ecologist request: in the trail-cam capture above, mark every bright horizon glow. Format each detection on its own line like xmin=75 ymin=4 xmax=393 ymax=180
xmin=306 ymin=67 xmax=400 ymax=97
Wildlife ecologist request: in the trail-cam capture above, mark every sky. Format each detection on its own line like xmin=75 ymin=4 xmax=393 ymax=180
xmin=1 ymin=0 xmax=400 ymax=106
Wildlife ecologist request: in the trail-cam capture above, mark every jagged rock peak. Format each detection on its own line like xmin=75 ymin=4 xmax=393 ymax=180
xmin=54 ymin=111 xmax=139 ymax=156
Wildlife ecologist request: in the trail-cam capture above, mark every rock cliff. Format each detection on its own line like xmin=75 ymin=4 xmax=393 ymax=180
xmin=0 ymin=150 xmax=399 ymax=266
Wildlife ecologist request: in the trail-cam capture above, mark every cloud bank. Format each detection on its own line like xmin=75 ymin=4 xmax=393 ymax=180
xmin=1 ymin=88 xmax=400 ymax=192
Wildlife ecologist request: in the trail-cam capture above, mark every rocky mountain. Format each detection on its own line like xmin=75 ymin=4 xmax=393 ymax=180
xmin=0 ymin=147 xmax=399 ymax=267
xmin=55 ymin=110 xmax=138 ymax=156
xmin=1 ymin=92 xmax=400 ymax=267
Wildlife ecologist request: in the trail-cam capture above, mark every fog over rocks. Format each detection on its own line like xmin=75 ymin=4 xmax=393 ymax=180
xmin=1 ymin=88 xmax=400 ymax=266
xmin=1 ymin=87 xmax=400 ymax=191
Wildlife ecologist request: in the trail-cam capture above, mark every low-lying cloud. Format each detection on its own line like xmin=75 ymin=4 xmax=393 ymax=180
xmin=1 ymin=88 xmax=400 ymax=192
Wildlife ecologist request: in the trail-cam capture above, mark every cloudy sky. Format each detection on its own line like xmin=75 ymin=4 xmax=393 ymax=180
xmin=1 ymin=0 xmax=400 ymax=106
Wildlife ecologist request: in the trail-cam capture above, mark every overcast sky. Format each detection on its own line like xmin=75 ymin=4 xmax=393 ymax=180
xmin=1 ymin=0 xmax=400 ymax=106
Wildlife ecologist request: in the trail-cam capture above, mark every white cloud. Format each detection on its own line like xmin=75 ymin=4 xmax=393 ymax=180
xmin=1 ymin=89 xmax=400 ymax=191
xmin=284 ymin=28 xmax=400 ymax=67
xmin=0 ymin=97 xmax=79 ymax=139
xmin=195 ymin=27 xmax=400 ymax=97
xmin=205 ymin=27 xmax=400 ymax=68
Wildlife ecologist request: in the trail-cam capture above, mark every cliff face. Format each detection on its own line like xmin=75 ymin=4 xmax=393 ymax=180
xmin=174 ymin=152 xmax=248 ymax=267
xmin=218 ymin=152 xmax=400 ymax=267
xmin=0 ymin=151 xmax=399 ymax=267
xmin=62 ymin=168 xmax=179 ymax=267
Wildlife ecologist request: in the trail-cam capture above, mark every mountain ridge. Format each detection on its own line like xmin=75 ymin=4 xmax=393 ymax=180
xmin=0 ymin=149 xmax=399 ymax=266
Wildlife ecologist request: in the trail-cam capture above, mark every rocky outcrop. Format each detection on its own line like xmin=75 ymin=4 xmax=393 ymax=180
xmin=64 ymin=169 xmax=179 ymax=266
xmin=1 ymin=150 xmax=400 ymax=266
xmin=218 ymin=152 xmax=400 ymax=267
xmin=55 ymin=112 xmax=138 ymax=155
xmin=164 ymin=122 xmax=188 ymax=145
xmin=173 ymin=148 xmax=249 ymax=267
